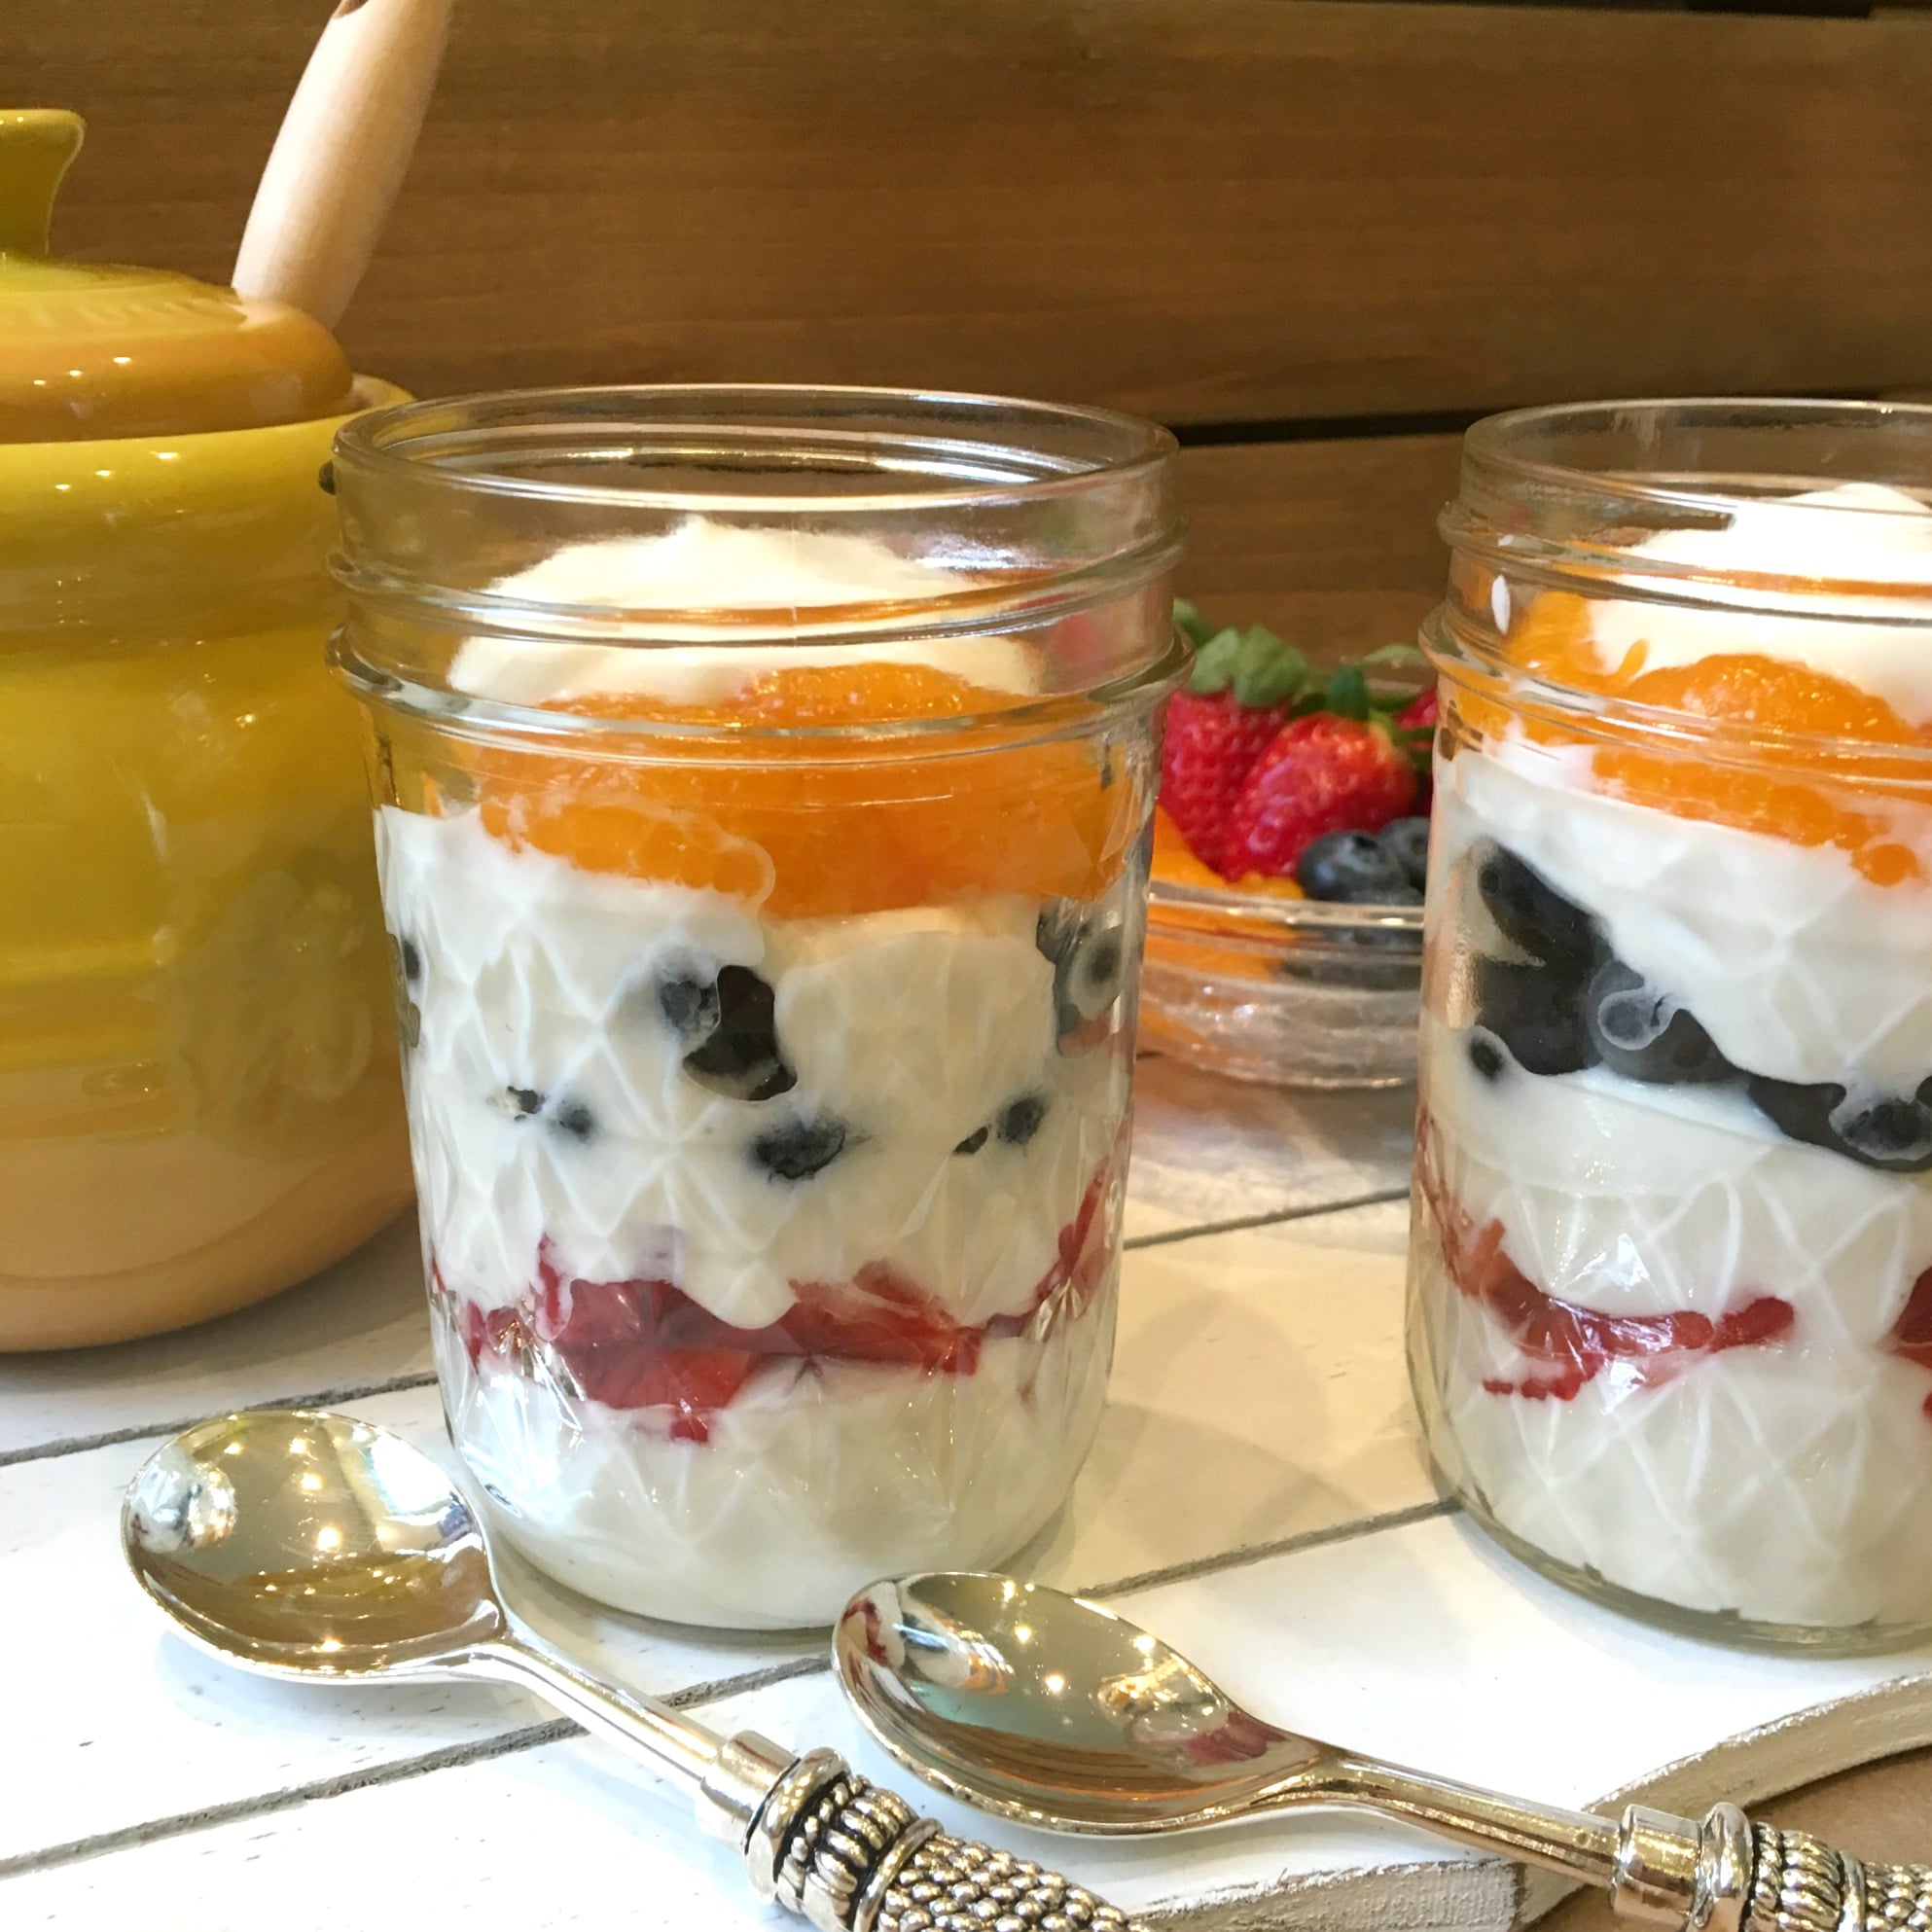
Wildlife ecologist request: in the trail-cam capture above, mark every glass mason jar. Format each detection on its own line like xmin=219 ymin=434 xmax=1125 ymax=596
xmin=331 ymin=385 xmax=1184 ymax=1629
xmin=1411 ymin=399 xmax=1932 ymax=1649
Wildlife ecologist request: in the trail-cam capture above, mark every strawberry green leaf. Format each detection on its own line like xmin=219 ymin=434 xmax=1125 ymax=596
xmin=1172 ymin=599 xmax=1219 ymax=650
xmin=1324 ymin=663 xmax=1372 ymax=720
xmin=1229 ymin=626 xmax=1308 ymax=708
xmin=1185 ymin=626 xmax=1247 ymax=695
xmin=1395 ymin=724 xmax=1436 ymax=772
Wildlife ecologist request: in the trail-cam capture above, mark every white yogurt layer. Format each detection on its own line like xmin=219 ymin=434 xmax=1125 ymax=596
xmin=1586 ymin=482 xmax=1932 ymax=722
xmin=1416 ymin=1225 xmax=1932 ymax=1630
xmin=1417 ymin=1026 xmax=1932 ymax=1628
xmin=1423 ymin=1023 xmax=1932 ymax=1344
xmin=379 ymin=806 xmax=1127 ymax=1333
xmin=437 ymin=1282 xmax=1113 ymax=1628
xmin=450 ymin=519 xmax=1037 ymax=706
xmin=1438 ymin=742 xmax=1932 ymax=1091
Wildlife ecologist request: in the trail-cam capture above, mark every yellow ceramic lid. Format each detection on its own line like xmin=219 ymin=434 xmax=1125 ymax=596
xmin=0 ymin=109 xmax=357 ymax=442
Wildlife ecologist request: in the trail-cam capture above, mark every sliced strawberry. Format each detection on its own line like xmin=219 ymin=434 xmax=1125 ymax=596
xmin=605 ymin=1350 xmax=758 ymax=1444
xmin=443 ymin=1167 xmax=1117 ymax=1438
xmin=1417 ymin=1127 xmax=1794 ymax=1403
xmin=782 ymin=1264 xmax=981 ymax=1374
xmin=457 ymin=1299 xmax=490 ymax=1370
xmin=1885 ymin=1266 xmax=1932 ymax=1380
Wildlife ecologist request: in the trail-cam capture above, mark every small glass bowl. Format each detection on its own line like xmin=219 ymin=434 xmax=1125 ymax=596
xmin=1140 ymin=876 xmax=1423 ymax=1089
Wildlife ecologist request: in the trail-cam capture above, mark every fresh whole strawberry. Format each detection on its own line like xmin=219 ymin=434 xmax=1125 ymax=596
xmin=1395 ymin=683 xmax=1440 ymax=809
xmin=1160 ymin=620 xmax=1309 ymax=873
xmin=1395 ymin=686 xmax=1439 ymax=733
xmin=1221 ymin=713 xmax=1420 ymax=879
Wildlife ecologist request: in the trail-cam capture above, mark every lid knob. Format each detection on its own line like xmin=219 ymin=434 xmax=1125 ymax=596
xmin=0 ymin=108 xmax=83 ymax=258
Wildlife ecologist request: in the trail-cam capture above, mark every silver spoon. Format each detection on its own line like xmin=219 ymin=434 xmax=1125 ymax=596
xmin=837 ymin=1572 xmax=1932 ymax=1932
xmin=122 ymin=1411 xmax=1133 ymax=1932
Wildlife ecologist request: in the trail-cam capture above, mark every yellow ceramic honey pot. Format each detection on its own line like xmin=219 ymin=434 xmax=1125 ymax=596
xmin=0 ymin=110 xmax=412 ymax=1347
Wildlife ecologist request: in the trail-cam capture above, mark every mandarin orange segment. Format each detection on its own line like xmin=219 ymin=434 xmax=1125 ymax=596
xmin=1229 ymin=872 xmax=1306 ymax=900
xmin=1150 ymin=805 xmax=1304 ymax=898
xmin=480 ymin=788 xmax=777 ymax=903
xmin=456 ymin=655 xmax=1135 ymax=916
xmin=1151 ymin=805 xmax=1227 ymax=888
xmin=1495 ymin=590 xmax=1932 ymax=886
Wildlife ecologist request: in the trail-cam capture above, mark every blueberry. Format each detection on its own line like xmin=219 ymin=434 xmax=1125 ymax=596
xmin=1084 ymin=931 xmax=1124 ymax=990
xmin=1467 ymin=1033 xmax=1507 ymax=1083
xmin=1472 ymin=958 xmax=1598 ymax=1077
xmin=679 ymin=965 xmax=797 ymax=1102
xmin=1748 ymin=1076 xmax=1932 ymax=1173
xmin=1037 ymin=902 xmax=1127 ymax=1046
xmin=953 ymin=1126 xmax=989 ymax=1156
xmin=996 ymin=1093 xmax=1049 ymax=1147
xmin=657 ymin=970 xmax=721 ymax=1043
xmin=1475 ymin=845 xmax=1601 ymax=974
xmin=397 ymin=935 xmax=423 ymax=984
xmin=750 ymin=1118 xmax=848 ymax=1182
xmin=1382 ymin=817 xmax=1431 ymax=892
xmin=1294 ymin=831 xmax=1412 ymax=905
xmin=1584 ymin=961 xmax=1734 ymax=1087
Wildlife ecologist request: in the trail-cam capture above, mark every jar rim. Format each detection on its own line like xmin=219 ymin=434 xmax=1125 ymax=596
xmin=329 ymin=382 xmax=1186 ymax=737
xmin=1430 ymin=398 xmax=1932 ymax=767
xmin=1463 ymin=397 xmax=1932 ymax=529
xmin=332 ymin=381 xmax=1178 ymax=516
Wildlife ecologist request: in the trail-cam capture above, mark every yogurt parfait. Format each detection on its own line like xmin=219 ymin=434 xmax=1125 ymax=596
xmin=331 ymin=387 xmax=1182 ymax=1628
xmin=1412 ymin=401 xmax=1932 ymax=1647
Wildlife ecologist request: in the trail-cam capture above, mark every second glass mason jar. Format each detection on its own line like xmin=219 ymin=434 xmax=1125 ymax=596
xmin=1412 ymin=399 xmax=1932 ymax=1649
xmin=332 ymin=385 xmax=1184 ymax=1628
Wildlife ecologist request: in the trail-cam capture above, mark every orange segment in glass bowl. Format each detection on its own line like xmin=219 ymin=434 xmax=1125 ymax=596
xmin=1499 ymin=590 xmax=1932 ymax=887
xmin=466 ymin=656 xmax=1138 ymax=917
xmin=1228 ymin=871 xmax=1305 ymax=900
xmin=1148 ymin=805 xmax=1306 ymax=985
xmin=1151 ymin=804 xmax=1226 ymax=889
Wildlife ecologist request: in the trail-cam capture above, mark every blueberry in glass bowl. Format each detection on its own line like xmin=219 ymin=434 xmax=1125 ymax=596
xmin=1140 ymin=611 xmax=1434 ymax=1089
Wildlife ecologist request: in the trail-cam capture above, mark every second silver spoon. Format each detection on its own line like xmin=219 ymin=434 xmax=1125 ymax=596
xmin=838 ymin=1571 xmax=1932 ymax=1932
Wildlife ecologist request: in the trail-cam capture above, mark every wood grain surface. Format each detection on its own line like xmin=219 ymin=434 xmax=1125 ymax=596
xmin=17 ymin=0 xmax=1932 ymax=429
xmin=1176 ymin=433 xmax=1463 ymax=654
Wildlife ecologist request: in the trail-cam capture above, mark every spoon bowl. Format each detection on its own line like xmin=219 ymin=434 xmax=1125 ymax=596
xmin=123 ymin=1409 xmax=502 ymax=1677
xmin=836 ymin=1572 xmax=1332 ymax=1833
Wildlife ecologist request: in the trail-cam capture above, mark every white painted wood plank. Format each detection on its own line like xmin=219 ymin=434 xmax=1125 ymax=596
xmin=0 ymin=1214 xmax=433 ymax=1461
xmin=0 ymin=1734 xmax=748 ymax=1932
xmin=0 ymin=1384 xmax=788 ymax=1870
xmin=0 ymin=1665 xmax=1483 ymax=1932
xmin=1127 ymin=1054 xmax=1415 ymax=1238
xmin=26 ymin=1506 xmax=1932 ymax=1932
xmin=0 ymin=1205 xmax=1427 ymax=1870
xmin=1029 ymin=1199 xmax=1425 ymax=1592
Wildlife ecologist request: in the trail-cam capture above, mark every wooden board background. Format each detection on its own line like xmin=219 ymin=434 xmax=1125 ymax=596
xmin=13 ymin=0 xmax=1932 ymax=656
